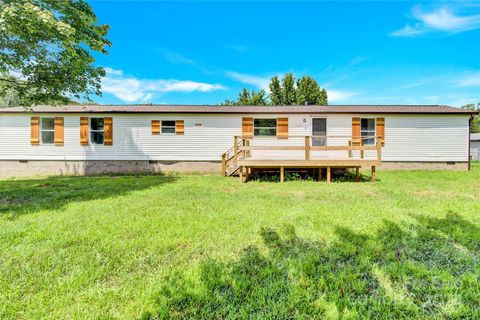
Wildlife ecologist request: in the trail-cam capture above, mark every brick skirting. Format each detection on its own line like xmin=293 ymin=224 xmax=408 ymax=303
xmin=0 ymin=160 xmax=220 ymax=178
xmin=376 ymin=162 xmax=469 ymax=170
xmin=0 ymin=160 xmax=469 ymax=178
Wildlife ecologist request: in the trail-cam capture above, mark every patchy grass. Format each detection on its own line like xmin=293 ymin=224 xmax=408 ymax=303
xmin=1 ymin=164 xmax=479 ymax=319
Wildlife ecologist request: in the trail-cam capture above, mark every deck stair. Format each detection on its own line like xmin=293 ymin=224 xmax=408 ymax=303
xmin=220 ymin=136 xmax=245 ymax=176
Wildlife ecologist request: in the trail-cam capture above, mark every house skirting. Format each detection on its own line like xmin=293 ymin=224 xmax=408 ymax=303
xmin=0 ymin=160 xmax=469 ymax=178
xmin=0 ymin=160 xmax=220 ymax=178
xmin=375 ymin=161 xmax=468 ymax=170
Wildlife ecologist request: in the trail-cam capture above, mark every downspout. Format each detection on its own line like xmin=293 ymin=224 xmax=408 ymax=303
xmin=468 ymin=116 xmax=472 ymax=171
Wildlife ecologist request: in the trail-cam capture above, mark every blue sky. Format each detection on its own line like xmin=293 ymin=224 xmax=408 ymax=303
xmin=90 ymin=1 xmax=480 ymax=106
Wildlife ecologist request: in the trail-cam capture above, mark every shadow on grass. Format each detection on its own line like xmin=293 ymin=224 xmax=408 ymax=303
xmin=249 ymin=168 xmax=377 ymax=183
xmin=144 ymin=213 xmax=480 ymax=319
xmin=0 ymin=174 xmax=176 ymax=219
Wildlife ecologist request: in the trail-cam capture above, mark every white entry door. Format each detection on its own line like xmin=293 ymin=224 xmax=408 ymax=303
xmin=312 ymin=118 xmax=327 ymax=146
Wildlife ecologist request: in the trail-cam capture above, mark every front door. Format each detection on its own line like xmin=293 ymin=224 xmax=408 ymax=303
xmin=312 ymin=118 xmax=327 ymax=146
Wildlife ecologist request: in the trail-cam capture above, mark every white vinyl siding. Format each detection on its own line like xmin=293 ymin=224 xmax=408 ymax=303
xmin=0 ymin=113 xmax=470 ymax=162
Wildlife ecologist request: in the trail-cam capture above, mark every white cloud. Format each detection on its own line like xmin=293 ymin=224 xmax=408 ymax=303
xmin=104 ymin=67 xmax=123 ymax=76
xmin=164 ymin=52 xmax=195 ymax=65
xmin=101 ymin=68 xmax=225 ymax=103
xmin=456 ymin=72 xmax=480 ymax=87
xmin=225 ymin=71 xmax=271 ymax=90
xmin=445 ymin=94 xmax=479 ymax=107
xmin=391 ymin=5 xmax=480 ymax=36
xmin=327 ymin=89 xmax=358 ymax=103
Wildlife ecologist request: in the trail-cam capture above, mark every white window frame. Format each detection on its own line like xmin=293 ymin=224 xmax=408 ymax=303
xmin=89 ymin=117 xmax=105 ymax=145
xmin=161 ymin=120 xmax=176 ymax=134
xmin=40 ymin=117 xmax=55 ymax=145
xmin=360 ymin=118 xmax=376 ymax=146
xmin=253 ymin=118 xmax=277 ymax=137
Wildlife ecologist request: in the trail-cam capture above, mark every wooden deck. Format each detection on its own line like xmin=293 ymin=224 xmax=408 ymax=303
xmin=221 ymin=135 xmax=383 ymax=183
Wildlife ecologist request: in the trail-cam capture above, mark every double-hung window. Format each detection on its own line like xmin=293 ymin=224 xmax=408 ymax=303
xmin=361 ymin=118 xmax=376 ymax=145
xmin=90 ymin=118 xmax=105 ymax=145
xmin=161 ymin=121 xmax=176 ymax=134
xmin=254 ymin=119 xmax=277 ymax=137
xmin=40 ymin=117 xmax=55 ymax=144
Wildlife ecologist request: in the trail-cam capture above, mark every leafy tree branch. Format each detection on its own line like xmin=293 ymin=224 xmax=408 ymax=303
xmin=0 ymin=0 xmax=110 ymax=106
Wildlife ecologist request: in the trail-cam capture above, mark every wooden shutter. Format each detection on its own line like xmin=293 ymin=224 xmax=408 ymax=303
xmin=104 ymin=117 xmax=113 ymax=145
xmin=30 ymin=117 xmax=39 ymax=145
xmin=352 ymin=117 xmax=361 ymax=146
xmin=376 ymin=117 xmax=385 ymax=146
xmin=175 ymin=120 xmax=184 ymax=135
xmin=151 ymin=120 xmax=160 ymax=134
xmin=80 ymin=117 xmax=89 ymax=146
xmin=277 ymin=118 xmax=288 ymax=139
xmin=54 ymin=117 xmax=64 ymax=146
xmin=242 ymin=117 xmax=253 ymax=139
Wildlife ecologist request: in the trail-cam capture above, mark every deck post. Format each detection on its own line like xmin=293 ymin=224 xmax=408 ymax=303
xmin=239 ymin=166 xmax=244 ymax=183
xmin=318 ymin=168 xmax=323 ymax=181
xmin=326 ymin=166 xmax=331 ymax=183
xmin=245 ymin=139 xmax=250 ymax=158
xmin=242 ymin=139 xmax=246 ymax=159
xmin=348 ymin=140 xmax=352 ymax=158
xmin=305 ymin=136 xmax=310 ymax=160
xmin=280 ymin=166 xmax=285 ymax=183
xmin=355 ymin=167 xmax=360 ymax=182
xmin=221 ymin=154 xmax=226 ymax=176
xmin=233 ymin=136 xmax=238 ymax=161
xmin=377 ymin=140 xmax=382 ymax=163
xmin=371 ymin=166 xmax=376 ymax=182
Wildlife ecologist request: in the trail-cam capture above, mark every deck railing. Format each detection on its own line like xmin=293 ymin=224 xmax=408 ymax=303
xmin=221 ymin=134 xmax=383 ymax=176
xmin=232 ymin=135 xmax=382 ymax=161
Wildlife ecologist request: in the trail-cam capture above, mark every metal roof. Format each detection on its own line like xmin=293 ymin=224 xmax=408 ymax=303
xmin=0 ymin=104 xmax=477 ymax=115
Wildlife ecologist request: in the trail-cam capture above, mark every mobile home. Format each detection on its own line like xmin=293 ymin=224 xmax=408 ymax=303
xmin=0 ymin=105 xmax=476 ymax=178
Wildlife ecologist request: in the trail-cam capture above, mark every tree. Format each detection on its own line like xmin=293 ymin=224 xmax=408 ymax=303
xmin=269 ymin=76 xmax=282 ymax=105
xmin=281 ymin=73 xmax=296 ymax=105
xmin=462 ymin=103 xmax=480 ymax=133
xmin=223 ymin=88 xmax=267 ymax=106
xmin=224 ymin=73 xmax=328 ymax=106
xmin=0 ymin=0 xmax=110 ymax=106
xmin=0 ymin=82 xmax=19 ymax=107
xmin=296 ymin=76 xmax=328 ymax=105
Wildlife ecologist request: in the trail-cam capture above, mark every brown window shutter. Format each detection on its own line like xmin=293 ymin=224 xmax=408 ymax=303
xmin=242 ymin=117 xmax=253 ymax=138
xmin=175 ymin=120 xmax=184 ymax=135
xmin=31 ymin=117 xmax=39 ymax=145
xmin=151 ymin=120 xmax=160 ymax=134
xmin=376 ymin=117 xmax=385 ymax=146
xmin=104 ymin=117 xmax=113 ymax=145
xmin=80 ymin=117 xmax=89 ymax=145
xmin=277 ymin=118 xmax=288 ymax=139
xmin=352 ymin=117 xmax=361 ymax=146
xmin=54 ymin=117 xmax=64 ymax=146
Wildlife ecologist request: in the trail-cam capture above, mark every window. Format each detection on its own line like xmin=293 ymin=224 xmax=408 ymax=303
xmin=254 ymin=119 xmax=277 ymax=137
xmin=40 ymin=117 xmax=55 ymax=144
xmin=361 ymin=118 xmax=376 ymax=145
xmin=90 ymin=118 xmax=104 ymax=145
xmin=161 ymin=121 xmax=176 ymax=134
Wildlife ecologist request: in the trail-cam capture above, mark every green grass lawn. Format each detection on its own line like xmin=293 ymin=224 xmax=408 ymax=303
xmin=1 ymin=164 xmax=480 ymax=319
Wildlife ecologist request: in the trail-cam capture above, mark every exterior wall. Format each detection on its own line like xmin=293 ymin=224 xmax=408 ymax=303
xmin=375 ymin=162 xmax=468 ymax=170
xmin=0 ymin=160 xmax=220 ymax=178
xmin=0 ymin=112 xmax=470 ymax=165
xmin=0 ymin=160 xmax=469 ymax=178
